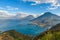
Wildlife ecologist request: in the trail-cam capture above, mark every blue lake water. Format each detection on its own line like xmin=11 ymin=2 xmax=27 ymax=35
xmin=0 ymin=24 xmax=47 ymax=36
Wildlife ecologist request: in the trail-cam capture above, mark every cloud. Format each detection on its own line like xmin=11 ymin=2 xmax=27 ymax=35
xmin=29 ymin=13 xmax=44 ymax=18
xmin=0 ymin=10 xmax=39 ymax=19
xmin=15 ymin=12 xmax=29 ymax=18
xmin=22 ymin=0 xmax=57 ymax=5
xmin=0 ymin=10 xmax=15 ymax=16
xmin=6 ymin=6 xmax=19 ymax=10
xmin=1 ymin=10 xmax=60 ymax=19
xmin=22 ymin=0 xmax=60 ymax=10
xmin=15 ymin=12 xmax=40 ymax=18
xmin=0 ymin=10 xmax=9 ymax=15
xmin=0 ymin=10 xmax=10 ymax=18
xmin=48 ymin=6 xmax=58 ymax=10
xmin=0 ymin=10 xmax=16 ymax=19
xmin=0 ymin=6 xmax=19 ymax=11
xmin=48 ymin=2 xmax=60 ymax=10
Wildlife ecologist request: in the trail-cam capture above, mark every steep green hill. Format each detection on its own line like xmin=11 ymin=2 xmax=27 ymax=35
xmin=33 ymin=23 xmax=60 ymax=40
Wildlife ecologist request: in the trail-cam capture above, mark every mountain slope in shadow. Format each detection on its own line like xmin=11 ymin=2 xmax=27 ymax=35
xmin=31 ymin=12 xmax=60 ymax=27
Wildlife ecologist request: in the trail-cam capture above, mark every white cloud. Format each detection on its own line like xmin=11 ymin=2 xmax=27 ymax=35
xmin=6 ymin=6 xmax=19 ymax=10
xmin=29 ymin=13 xmax=44 ymax=18
xmin=0 ymin=10 xmax=9 ymax=15
xmin=48 ymin=0 xmax=60 ymax=10
xmin=56 ymin=13 xmax=60 ymax=16
xmin=48 ymin=6 xmax=58 ymax=10
xmin=31 ymin=14 xmax=39 ymax=18
xmin=0 ymin=10 xmax=10 ymax=18
xmin=0 ymin=10 xmax=16 ymax=19
xmin=0 ymin=6 xmax=19 ymax=11
xmin=22 ymin=0 xmax=60 ymax=10
xmin=22 ymin=0 xmax=57 ymax=5
xmin=0 ymin=10 xmax=39 ymax=19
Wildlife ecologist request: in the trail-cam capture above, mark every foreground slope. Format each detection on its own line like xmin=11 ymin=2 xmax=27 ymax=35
xmin=33 ymin=23 xmax=60 ymax=40
xmin=0 ymin=30 xmax=32 ymax=40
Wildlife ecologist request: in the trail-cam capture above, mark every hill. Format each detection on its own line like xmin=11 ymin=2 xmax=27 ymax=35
xmin=33 ymin=23 xmax=60 ymax=40
xmin=0 ymin=30 xmax=32 ymax=40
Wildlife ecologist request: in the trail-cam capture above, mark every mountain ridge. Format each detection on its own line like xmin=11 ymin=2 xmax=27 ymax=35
xmin=31 ymin=12 xmax=60 ymax=27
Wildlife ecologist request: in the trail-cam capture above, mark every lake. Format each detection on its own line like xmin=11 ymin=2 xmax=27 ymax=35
xmin=0 ymin=24 xmax=47 ymax=36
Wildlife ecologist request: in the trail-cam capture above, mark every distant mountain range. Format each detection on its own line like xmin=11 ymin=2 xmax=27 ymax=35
xmin=31 ymin=12 xmax=60 ymax=28
xmin=0 ymin=11 xmax=60 ymax=28
xmin=0 ymin=12 xmax=36 ymax=27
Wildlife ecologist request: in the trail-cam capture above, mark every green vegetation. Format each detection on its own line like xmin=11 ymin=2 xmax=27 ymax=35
xmin=34 ymin=23 xmax=60 ymax=40
xmin=37 ymin=31 xmax=60 ymax=40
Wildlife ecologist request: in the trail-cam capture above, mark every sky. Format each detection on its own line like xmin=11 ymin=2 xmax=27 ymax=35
xmin=0 ymin=0 xmax=60 ymax=15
